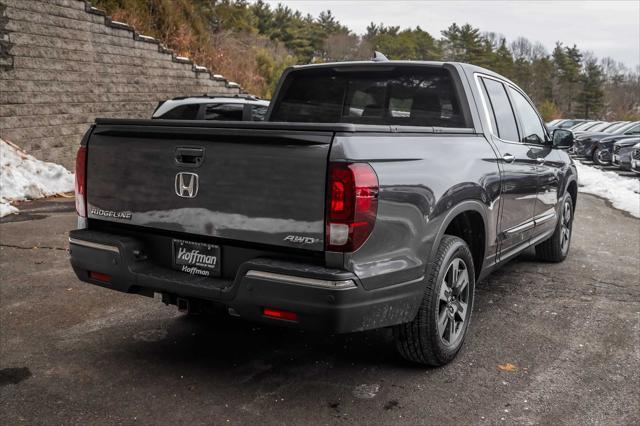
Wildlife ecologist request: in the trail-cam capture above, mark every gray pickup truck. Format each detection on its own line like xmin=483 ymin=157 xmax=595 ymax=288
xmin=70 ymin=60 xmax=577 ymax=366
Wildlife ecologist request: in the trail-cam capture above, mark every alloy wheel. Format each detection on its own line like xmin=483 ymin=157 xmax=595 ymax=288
xmin=437 ymin=258 xmax=470 ymax=347
xmin=560 ymin=200 xmax=572 ymax=255
xmin=595 ymin=149 xmax=610 ymax=165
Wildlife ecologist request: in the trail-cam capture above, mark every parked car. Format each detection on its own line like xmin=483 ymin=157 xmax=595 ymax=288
xmin=630 ymin=143 xmax=640 ymax=175
xmin=612 ymin=137 xmax=640 ymax=170
xmin=591 ymin=122 xmax=640 ymax=165
xmin=570 ymin=121 xmax=602 ymax=132
xmin=573 ymin=121 xmax=620 ymax=137
xmin=70 ymin=59 xmax=577 ymax=367
xmin=574 ymin=121 xmax=638 ymax=162
xmin=152 ymin=95 xmax=270 ymax=121
xmin=547 ymin=118 xmax=588 ymax=132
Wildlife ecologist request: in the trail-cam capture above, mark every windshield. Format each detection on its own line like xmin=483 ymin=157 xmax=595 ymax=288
xmin=558 ymin=120 xmax=577 ymax=128
xmin=584 ymin=122 xmax=607 ymax=131
xmin=614 ymin=122 xmax=638 ymax=134
xmin=601 ymin=122 xmax=624 ymax=133
xmin=271 ymin=66 xmax=469 ymax=128
xmin=571 ymin=122 xmax=594 ymax=131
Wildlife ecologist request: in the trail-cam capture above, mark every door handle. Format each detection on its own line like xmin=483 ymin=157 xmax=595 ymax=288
xmin=502 ymin=153 xmax=515 ymax=163
xmin=536 ymin=157 xmax=545 ymax=165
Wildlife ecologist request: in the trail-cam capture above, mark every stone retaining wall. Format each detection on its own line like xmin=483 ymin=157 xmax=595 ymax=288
xmin=0 ymin=0 xmax=242 ymax=168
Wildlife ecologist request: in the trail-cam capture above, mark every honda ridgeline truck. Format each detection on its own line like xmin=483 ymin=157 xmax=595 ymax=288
xmin=70 ymin=59 xmax=577 ymax=366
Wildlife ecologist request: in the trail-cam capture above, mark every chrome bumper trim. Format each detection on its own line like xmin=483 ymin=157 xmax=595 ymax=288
xmin=245 ymin=270 xmax=357 ymax=290
xmin=69 ymin=237 xmax=120 ymax=254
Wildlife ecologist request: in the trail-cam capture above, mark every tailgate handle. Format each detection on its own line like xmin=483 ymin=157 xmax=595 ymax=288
xmin=175 ymin=147 xmax=204 ymax=166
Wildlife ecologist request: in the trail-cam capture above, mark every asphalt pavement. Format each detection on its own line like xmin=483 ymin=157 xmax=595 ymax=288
xmin=1 ymin=194 xmax=638 ymax=425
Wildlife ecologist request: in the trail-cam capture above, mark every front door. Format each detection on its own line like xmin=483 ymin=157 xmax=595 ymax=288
xmin=506 ymin=86 xmax=561 ymax=241
xmin=478 ymin=76 xmax=538 ymax=259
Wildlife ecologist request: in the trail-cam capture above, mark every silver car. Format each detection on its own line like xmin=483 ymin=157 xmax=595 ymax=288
xmin=630 ymin=143 xmax=640 ymax=175
xmin=611 ymin=137 xmax=640 ymax=170
xmin=152 ymin=95 xmax=270 ymax=121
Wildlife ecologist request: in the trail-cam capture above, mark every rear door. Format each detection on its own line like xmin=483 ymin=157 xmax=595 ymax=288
xmin=477 ymin=76 xmax=538 ymax=257
xmin=86 ymin=121 xmax=333 ymax=251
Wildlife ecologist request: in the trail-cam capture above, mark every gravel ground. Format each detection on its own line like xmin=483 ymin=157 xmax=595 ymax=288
xmin=1 ymin=194 xmax=638 ymax=425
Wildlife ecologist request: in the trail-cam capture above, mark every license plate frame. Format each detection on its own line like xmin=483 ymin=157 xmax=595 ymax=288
xmin=172 ymin=239 xmax=221 ymax=277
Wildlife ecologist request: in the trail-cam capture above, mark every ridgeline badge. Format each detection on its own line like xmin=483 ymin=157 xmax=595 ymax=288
xmin=90 ymin=207 xmax=132 ymax=220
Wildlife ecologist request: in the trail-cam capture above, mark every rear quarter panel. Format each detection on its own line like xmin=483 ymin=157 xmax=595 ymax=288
xmin=330 ymin=133 xmax=502 ymax=290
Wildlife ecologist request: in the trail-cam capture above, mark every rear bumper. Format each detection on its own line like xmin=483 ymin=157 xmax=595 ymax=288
xmin=69 ymin=229 xmax=423 ymax=333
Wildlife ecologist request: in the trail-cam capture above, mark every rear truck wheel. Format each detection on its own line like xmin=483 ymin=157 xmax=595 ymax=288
xmin=592 ymin=147 xmax=610 ymax=166
xmin=394 ymin=235 xmax=475 ymax=366
xmin=535 ymin=194 xmax=574 ymax=262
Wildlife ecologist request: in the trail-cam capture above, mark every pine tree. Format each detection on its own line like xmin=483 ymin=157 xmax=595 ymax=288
xmin=577 ymin=58 xmax=605 ymax=118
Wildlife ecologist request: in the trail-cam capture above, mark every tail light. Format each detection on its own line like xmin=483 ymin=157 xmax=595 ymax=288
xmin=326 ymin=162 xmax=378 ymax=252
xmin=75 ymin=146 xmax=87 ymax=217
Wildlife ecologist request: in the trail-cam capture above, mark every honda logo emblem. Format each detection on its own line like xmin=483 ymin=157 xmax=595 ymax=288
xmin=175 ymin=172 xmax=199 ymax=198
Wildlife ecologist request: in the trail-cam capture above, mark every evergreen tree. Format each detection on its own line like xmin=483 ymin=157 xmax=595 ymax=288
xmin=577 ymin=57 xmax=605 ymax=118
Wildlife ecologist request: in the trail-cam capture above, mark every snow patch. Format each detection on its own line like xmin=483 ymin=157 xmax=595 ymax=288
xmin=575 ymin=160 xmax=640 ymax=218
xmin=0 ymin=138 xmax=74 ymax=217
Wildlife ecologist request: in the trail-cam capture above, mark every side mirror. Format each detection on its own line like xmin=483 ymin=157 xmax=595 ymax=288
xmin=552 ymin=129 xmax=574 ymax=149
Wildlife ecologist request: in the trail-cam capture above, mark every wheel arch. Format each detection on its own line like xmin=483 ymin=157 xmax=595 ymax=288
xmin=428 ymin=200 xmax=489 ymax=281
xmin=565 ymin=177 xmax=578 ymax=211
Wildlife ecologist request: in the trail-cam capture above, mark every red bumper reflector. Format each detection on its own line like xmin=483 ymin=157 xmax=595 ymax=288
xmin=89 ymin=271 xmax=111 ymax=283
xmin=263 ymin=308 xmax=298 ymax=321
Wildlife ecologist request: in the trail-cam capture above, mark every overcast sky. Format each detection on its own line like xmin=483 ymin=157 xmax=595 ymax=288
xmin=265 ymin=1 xmax=640 ymax=69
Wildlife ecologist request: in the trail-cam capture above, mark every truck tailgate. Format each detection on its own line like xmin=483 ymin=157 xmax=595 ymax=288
xmin=86 ymin=120 xmax=336 ymax=251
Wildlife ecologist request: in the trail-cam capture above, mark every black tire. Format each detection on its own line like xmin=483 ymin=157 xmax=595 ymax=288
xmin=394 ymin=235 xmax=475 ymax=366
xmin=535 ymin=194 xmax=574 ymax=262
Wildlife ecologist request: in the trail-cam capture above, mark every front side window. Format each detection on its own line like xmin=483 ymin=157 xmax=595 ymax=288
xmin=481 ymin=77 xmax=519 ymax=141
xmin=508 ymin=87 xmax=546 ymax=143
xmin=270 ymin=67 xmax=468 ymax=128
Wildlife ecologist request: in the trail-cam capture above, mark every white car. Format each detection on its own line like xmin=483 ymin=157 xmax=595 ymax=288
xmin=152 ymin=95 xmax=270 ymax=121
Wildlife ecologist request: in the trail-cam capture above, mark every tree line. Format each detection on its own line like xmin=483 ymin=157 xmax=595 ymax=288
xmin=93 ymin=0 xmax=639 ymax=120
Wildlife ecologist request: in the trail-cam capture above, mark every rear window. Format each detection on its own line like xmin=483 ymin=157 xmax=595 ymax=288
xmin=270 ymin=67 xmax=468 ymax=127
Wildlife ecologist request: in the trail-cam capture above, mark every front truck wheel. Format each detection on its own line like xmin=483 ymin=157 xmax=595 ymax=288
xmin=394 ymin=235 xmax=475 ymax=366
xmin=535 ymin=194 xmax=574 ymax=262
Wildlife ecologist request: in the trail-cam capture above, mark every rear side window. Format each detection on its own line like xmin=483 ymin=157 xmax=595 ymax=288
xmin=508 ymin=87 xmax=546 ymax=143
xmin=204 ymin=103 xmax=243 ymax=121
xmin=158 ymin=104 xmax=199 ymax=119
xmin=481 ymin=78 xmax=519 ymax=141
xmin=270 ymin=67 xmax=468 ymax=127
